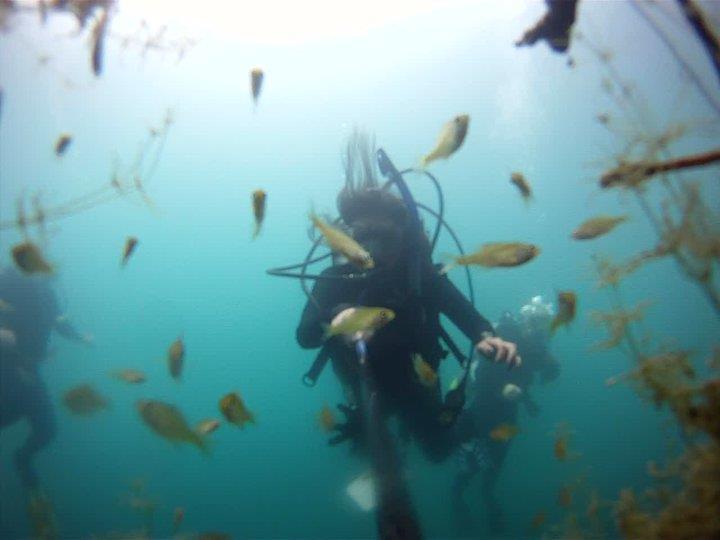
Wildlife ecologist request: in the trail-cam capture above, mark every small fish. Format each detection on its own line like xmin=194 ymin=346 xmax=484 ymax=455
xmin=420 ymin=114 xmax=469 ymax=167
xmin=112 ymin=369 xmax=146 ymax=384
xmin=252 ymin=190 xmax=266 ymax=239
xmin=442 ymin=242 xmax=540 ymax=274
xmin=136 ymin=400 xmax=208 ymax=453
xmin=510 ymin=172 xmax=532 ymax=201
xmin=63 ymin=384 xmax=109 ymax=415
xmin=323 ymin=306 xmax=395 ymax=342
xmin=12 ymin=242 xmax=54 ymax=274
xmin=596 ymin=113 xmax=610 ymax=125
xmin=310 ymin=213 xmax=374 ymax=269
xmin=54 ymin=133 xmax=72 ymax=156
xmin=531 ymin=511 xmax=546 ymax=529
xmin=572 ymin=215 xmax=627 ymax=240
xmin=551 ymin=291 xmax=577 ymax=333
xmin=196 ymin=419 xmax=221 ymax=435
xmin=412 ymin=354 xmax=438 ymax=387
xmin=501 ymin=383 xmax=522 ymax=400
xmin=219 ymin=392 xmax=255 ymax=428
xmin=167 ymin=336 xmax=184 ymax=380
xmin=121 ymin=237 xmax=139 ymax=266
xmin=489 ymin=423 xmax=519 ymax=442
xmin=0 ymin=298 xmax=14 ymax=312
xmin=91 ymin=9 xmax=109 ymax=76
xmin=172 ymin=507 xmax=184 ymax=534
xmin=557 ymin=485 xmax=572 ymax=508
xmin=198 ymin=533 xmax=231 ymax=540
xmin=318 ymin=405 xmax=336 ymax=433
xmin=250 ymin=68 xmax=264 ymax=105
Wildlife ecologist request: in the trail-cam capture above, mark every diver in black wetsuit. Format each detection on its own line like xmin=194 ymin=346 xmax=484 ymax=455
xmin=0 ymin=266 xmax=92 ymax=490
xmin=452 ymin=297 xmax=560 ymax=533
xmin=295 ymin=134 xmax=520 ymax=464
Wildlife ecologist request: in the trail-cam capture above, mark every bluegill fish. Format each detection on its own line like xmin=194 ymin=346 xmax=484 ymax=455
xmin=324 ymin=306 xmax=395 ymax=342
xmin=420 ymin=114 xmax=469 ymax=167
xmin=137 ymin=399 xmax=208 ymax=453
xmin=310 ymin=213 xmax=374 ymax=269
xmin=572 ymin=215 xmax=627 ymax=240
xmin=252 ymin=189 xmax=266 ymax=239
xmin=442 ymin=242 xmax=540 ymax=274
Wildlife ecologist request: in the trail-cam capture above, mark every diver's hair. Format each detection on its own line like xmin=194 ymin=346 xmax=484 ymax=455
xmin=342 ymin=128 xmax=378 ymax=191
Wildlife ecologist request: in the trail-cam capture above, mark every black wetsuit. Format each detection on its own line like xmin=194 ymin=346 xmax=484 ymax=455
xmin=0 ymin=268 xmax=59 ymax=489
xmin=296 ymin=261 xmax=494 ymax=462
xmin=453 ymin=318 xmax=558 ymax=532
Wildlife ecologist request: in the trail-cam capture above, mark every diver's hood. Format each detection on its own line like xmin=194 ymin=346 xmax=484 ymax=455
xmin=337 ymin=187 xmax=409 ymax=230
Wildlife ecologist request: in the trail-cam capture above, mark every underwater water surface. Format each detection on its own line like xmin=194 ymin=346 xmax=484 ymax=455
xmin=1 ymin=1 xmax=719 ymax=539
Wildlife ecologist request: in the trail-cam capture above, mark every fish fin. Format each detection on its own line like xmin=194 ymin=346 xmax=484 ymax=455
xmin=322 ymin=323 xmax=333 ymax=339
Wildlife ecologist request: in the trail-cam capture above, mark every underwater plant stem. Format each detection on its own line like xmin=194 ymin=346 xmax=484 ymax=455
xmin=677 ymin=0 xmax=720 ymax=87
xmin=630 ymin=0 xmax=720 ymax=116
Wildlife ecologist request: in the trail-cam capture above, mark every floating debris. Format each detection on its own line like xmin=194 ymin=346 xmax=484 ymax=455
xmin=167 ymin=336 xmax=184 ymax=380
xmin=572 ymin=215 xmax=627 ymax=240
xmin=412 ymin=354 xmax=438 ymax=387
xmin=250 ymin=68 xmax=264 ymax=105
xmin=442 ymin=242 xmax=540 ymax=273
xmin=558 ymin=484 xmax=573 ymax=507
xmin=420 ymin=114 xmax=469 ymax=167
xmin=531 ymin=510 xmax=546 ymax=529
xmin=54 ymin=133 xmax=73 ymax=156
xmin=63 ymin=384 xmax=109 ymax=415
xmin=252 ymin=189 xmax=266 ymax=239
xmin=310 ymin=212 xmax=374 ymax=269
xmin=219 ymin=392 xmax=255 ymax=428
xmin=510 ymin=172 xmax=532 ymax=201
xmin=121 ymin=237 xmax=139 ymax=266
xmin=136 ymin=400 xmax=208 ymax=453
xmin=324 ymin=306 xmax=395 ymax=342
xmin=550 ymin=291 xmax=576 ymax=333
xmin=489 ymin=423 xmax=519 ymax=442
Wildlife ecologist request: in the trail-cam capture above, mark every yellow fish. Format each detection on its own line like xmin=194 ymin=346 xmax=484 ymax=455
xmin=420 ymin=114 xmax=469 ymax=167
xmin=489 ymin=423 xmax=519 ymax=442
xmin=137 ymin=399 xmax=209 ymax=453
xmin=219 ymin=392 xmax=255 ymax=428
xmin=63 ymin=384 xmax=109 ymax=415
xmin=54 ymin=133 xmax=72 ymax=156
xmin=310 ymin=213 xmax=374 ymax=269
xmin=11 ymin=241 xmax=54 ymax=274
xmin=318 ymin=405 xmax=336 ymax=433
xmin=412 ymin=354 xmax=438 ymax=387
xmin=572 ymin=215 xmax=627 ymax=240
xmin=167 ymin=336 xmax=184 ymax=380
xmin=510 ymin=172 xmax=532 ymax=201
xmin=551 ymin=291 xmax=577 ymax=333
xmin=252 ymin=189 xmax=267 ymax=239
xmin=196 ymin=419 xmax=221 ymax=435
xmin=324 ymin=306 xmax=395 ymax=341
xmin=112 ymin=369 xmax=146 ymax=384
xmin=442 ymin=242 xmax=540 ymax=274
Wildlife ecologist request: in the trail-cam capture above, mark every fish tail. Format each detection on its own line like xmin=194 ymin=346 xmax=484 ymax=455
xmin=439 ymin=261 xmax=456 ymax=275
xmin=252 ymin=222 xmax=260 ymax=240
xmin=195 ymin=434 xmax=213 ymax=457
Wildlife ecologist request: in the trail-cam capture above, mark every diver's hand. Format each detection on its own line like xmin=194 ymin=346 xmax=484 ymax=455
xmin=328 ymin=404 xmax=362 ymax=447
xmin=0 ymin=327 xmax=16 ymax=349
xmin=476 ymin=336 xmax=521 ymax=368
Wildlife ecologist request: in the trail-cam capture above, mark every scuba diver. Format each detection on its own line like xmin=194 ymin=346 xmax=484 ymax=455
xmin=295 ymin=132 xmax=520 ymax=465
xmin=451 ymin=296 xmax=560 ymax=534
xmin=0 ymin=265 xmax=92 ymax=491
